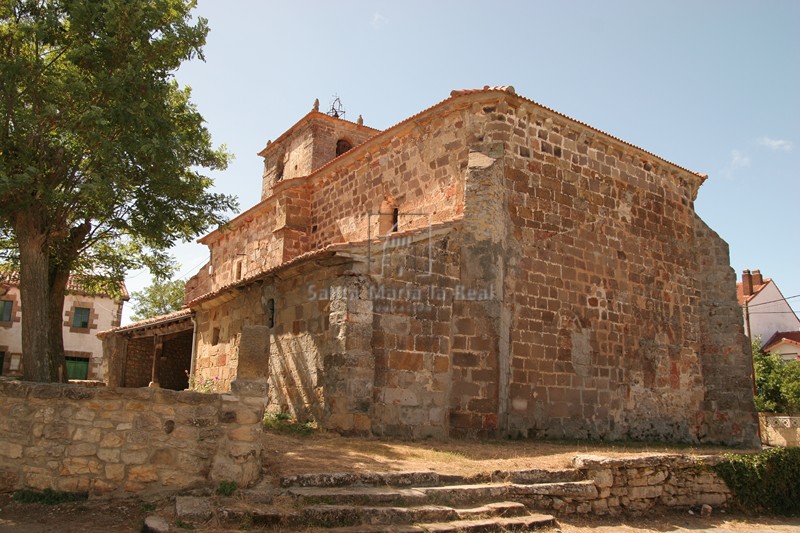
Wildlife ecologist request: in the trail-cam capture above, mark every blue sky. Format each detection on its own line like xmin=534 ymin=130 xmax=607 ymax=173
xmin=123 ymin=0 xmax=800 ymax=322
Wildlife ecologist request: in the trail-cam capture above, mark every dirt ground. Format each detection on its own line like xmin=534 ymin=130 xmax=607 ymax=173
xmin=1 ymin=431 xmax=797 ymax=532
xmin=263 ymin=430 xmax=751 ymax=478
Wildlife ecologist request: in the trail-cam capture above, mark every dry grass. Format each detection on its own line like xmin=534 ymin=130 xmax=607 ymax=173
xmin=262 ymin=429 xmax=753 ymax=478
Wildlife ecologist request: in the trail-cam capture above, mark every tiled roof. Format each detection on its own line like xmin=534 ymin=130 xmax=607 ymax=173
xmin=0 ymin=270 xmax=129 ymax=300
xmin=736 ymin=279 xmax=772 ymax=305
xmin=96 ymin=308 xmax=193 ymax=338
xmin=188 ymin=219 xmax=462 ymax=307
xmin=763 ymin=330 xmax=800 ymax=352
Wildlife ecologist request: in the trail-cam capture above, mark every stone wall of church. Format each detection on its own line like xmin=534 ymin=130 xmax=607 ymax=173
xmin=474 ymin=95 xmax=758 ymax=445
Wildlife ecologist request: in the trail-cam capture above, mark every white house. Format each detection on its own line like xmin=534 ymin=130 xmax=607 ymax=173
xmin=762 ymin=331 xmax=800 ymax=361
xmin=737 ymin=269 xmax=800 ymax=344
xmin=0 ymin=275 xmax=127 ymax=380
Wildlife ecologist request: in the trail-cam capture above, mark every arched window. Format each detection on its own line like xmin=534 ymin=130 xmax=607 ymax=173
xmin=336 ymin=139 xmax=353 ymax=156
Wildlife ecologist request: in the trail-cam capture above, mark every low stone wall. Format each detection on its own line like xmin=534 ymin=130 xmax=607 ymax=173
xmin=0 ymin=379 xmax=266 ymax=496
xmin=547 ymin=454 xmax=730 ymax=515
xmin=759 ymin=413 xmax=800 ymax=447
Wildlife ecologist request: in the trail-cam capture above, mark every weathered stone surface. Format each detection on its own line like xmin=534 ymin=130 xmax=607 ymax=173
xmin=143 ymin=515 xmax=170 ymax=533
xmin=175 ymin=496 xmax=212 ymax=522
xmin=0 ymin=381 xmax=264 ymax=497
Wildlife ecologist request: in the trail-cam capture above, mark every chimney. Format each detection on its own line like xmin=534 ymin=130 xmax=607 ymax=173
xmin=742 ymin=269 xmax=753 ymax=296
xmin=752 ymin=269 xmax=763 ymax=286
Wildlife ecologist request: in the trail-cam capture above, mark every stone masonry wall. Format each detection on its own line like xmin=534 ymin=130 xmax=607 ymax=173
xmin=268 ymin=264 xmax=342 ymax=424
xmin=0 ymin=380 xmax=266 ymax=496
xmin=307 ymin=104 xmax=470 ymax=252
xmin=694 ymin=216 xmax=760 ymax=447
xmin=475 ymin=94 xmax=756 ymax=444
xmin=194 ymin=281 xmax=269 ymax=391
xmin=369 ymin=229 xmax=461 ymax=439
xmin=565 ymin=454 xmax=731 ymax=515
xmin=124 ymin=337 xmax=154 ymax=388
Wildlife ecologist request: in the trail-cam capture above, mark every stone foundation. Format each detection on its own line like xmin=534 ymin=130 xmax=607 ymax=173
xmin=0 ymin=379 xmax=266 ymax=496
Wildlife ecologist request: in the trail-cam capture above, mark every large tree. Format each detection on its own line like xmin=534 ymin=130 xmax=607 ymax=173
xmin=0 ymin=0 xmax=236 ymax=382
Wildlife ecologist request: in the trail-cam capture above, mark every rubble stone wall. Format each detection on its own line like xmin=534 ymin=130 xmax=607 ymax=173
xmin=562 ymin=454 xmax=731 ymax=515
xmin=0 ymin=380 xmax=265 ymax=496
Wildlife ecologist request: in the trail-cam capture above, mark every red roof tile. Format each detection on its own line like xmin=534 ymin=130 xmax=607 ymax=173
xmin=763 ymin=331 xmax=800 ymax=352
xmin=97 ymin=308 xmax=193 ymax=338
xmin=736 ymin=279 xmax=772 ymax=305
xmin=0 ymin=270 xmax=129 ymax=300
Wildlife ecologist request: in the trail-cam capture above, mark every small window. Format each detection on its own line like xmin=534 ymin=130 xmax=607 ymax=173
xmin=236 ymin=261 xmax=243 ymax=281
xmin=0 ymin=301 xmax=12 ymax=322
xmin=336 ymin=139 xmax=353 ymax=156
xmin=0 ymin=351 xmax=5 ymax=375
xmin=391 ymin=208 xmax=399 ymax=233
xmin=72 ymin=307 xmax=90 ymax=329
xmin=267 ymin=298 xmax=275 ymax=328
xmin=211 ymin=327 xmax=220 ymax=346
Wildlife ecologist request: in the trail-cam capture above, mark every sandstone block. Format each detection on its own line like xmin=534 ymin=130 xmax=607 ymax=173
xmin=175 ymin=496 xmax=212 ymax=523
xmin=628 ymin=485 xmax=662 ymax=499
xmin=0 ymin=442 xmax=23 ymax=459
xmin=128 ymin=465 xmax=158 ymax=483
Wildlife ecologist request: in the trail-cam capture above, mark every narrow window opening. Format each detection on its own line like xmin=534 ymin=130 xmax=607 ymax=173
xmin=211 ymin=327 xmax=220 ymax=346
xmin=275 ymin=159 xmax=285 ymax=181
xmin=336 ymin=139 xmax=353 ymax=156
xmin=267 ymin=299 xmax=275 ymax=328
xmin=235 ymin=261 xmax=243 ymax=281
xmin=391 ymin=208 xmax=399 ymax=233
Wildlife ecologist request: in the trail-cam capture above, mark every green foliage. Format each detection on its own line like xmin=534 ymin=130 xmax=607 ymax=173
xmin=185 ymin=370 xmax=219 ymax=393
xmin=753 ymin=339 xmax=800 ymax=414
xmin=0 ymin=0 xmax=237 ymax=380
xmin=13 ymin=488 xmax=88 ymax=505
xmin=216 ymin=480 xmax=237 ymax=497
xmin=713 ymin=448 xmax=800 ymax=515
xmin=130 ymin=278 xmax=186 ymax=321
xmin=263 ymin=412 xmax=317 ymax=436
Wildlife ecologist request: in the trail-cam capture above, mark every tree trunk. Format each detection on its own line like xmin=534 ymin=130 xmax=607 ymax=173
xmin=48 ymin=268 xmax=70 ymax=382
xmin=16 ymin=221 xmax=53 ymax=382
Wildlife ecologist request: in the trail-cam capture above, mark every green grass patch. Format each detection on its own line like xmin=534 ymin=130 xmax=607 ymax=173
xmin=13 ymin=488 xmax=88 ymax=505
xmin=263 ymin=412 xmax=317 ymax=436
xmin=713 ymin=447 xmax=800 ymax=515
xmin=216 ymin=480 xmax=237 ymax=497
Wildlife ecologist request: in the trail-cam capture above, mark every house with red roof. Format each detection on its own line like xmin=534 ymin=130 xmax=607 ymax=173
xmin=762 ymin=331 xmax=800 ymax=361
xmin=100 ymin=86 xmax=759 ymax=446
xmin=737 ymin=269 xmax=800 ymax=344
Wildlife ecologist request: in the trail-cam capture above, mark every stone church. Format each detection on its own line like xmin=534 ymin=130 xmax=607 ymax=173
xmin=101 ymin=86 xmax=759 ymax=446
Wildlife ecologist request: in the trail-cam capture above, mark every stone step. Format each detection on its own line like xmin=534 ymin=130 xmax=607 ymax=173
xmin=288 ymin=479 xmax=598 ymax=508
xmin=510 ymin=480 xmax=598 ymax=500
xmin=421 ymin=514 xmax=557 ymax=532
xmin=302 ymin=500 xmax=528 ymax=527
xmin=287 ymin=485 xmax=429 ymax=506
xmin=280 ymin=468 xmax=583 ymax=489
xmin=328 ymin=513 xmax=557 ymax=532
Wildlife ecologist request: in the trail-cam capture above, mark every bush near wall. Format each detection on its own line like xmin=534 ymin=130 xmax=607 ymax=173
xmin=713 ymin=447 xmax=800 ymax=515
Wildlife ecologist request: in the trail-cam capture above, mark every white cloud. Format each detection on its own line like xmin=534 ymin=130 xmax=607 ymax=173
xmin=730 ymin=149 xmax=751 ymax=169
xmin=756 ymin=136 xmax=793 ymax=152
xmin=371 ymin=12 xmax=388 ymax=29
xmin=720 ymin=149 xmax=751 ymax=179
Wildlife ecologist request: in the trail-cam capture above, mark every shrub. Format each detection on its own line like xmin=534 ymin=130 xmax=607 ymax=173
xmin=13 ymin=489 xmax=88 ymax=505
xmin=713 ymin=447 xmax=800 ymax=515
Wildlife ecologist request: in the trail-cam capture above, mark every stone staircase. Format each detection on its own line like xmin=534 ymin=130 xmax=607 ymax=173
xmin=209 ymin=468 xmax=596 ymax=531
